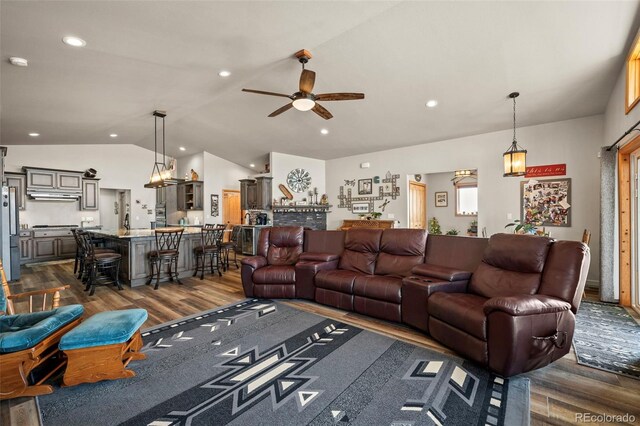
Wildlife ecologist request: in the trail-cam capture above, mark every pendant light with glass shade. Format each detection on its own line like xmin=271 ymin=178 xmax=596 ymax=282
xmin=144 ymin=110 xmax=180 ymax=188
xmin=503 ymin=92 xmax=527 ymax=177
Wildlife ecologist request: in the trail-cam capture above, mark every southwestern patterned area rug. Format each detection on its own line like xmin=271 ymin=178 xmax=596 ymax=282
xmin=38 ymin=299 xmax=530 ymax=425
xmin=573 ymin=301 xmax=640 ymax=379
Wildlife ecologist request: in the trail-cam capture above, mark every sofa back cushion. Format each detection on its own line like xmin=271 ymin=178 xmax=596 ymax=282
xmin=338 ymin=229 xmax=383 ymax=274
xmin=375 ymin=229 xmax=427 ymax=277
xmin=425 ymin=235 xmax=488 ymax=272
xmin=538 ymin=241 xmax=590 ymax=313
xmin=468 ymin=233 xmax=553 ymax=298
xmin=303 ymin=230 xmax=345 ymax=255
xmin=265 ymin=226 xmax=304 ymax=266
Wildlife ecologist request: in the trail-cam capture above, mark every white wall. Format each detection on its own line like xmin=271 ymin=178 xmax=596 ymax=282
xmin=202 ymin=152 xmax=253 ymax=224
xmin=325 ymin=115 xmax=604 ymax=285
xmin=604 ymin=67 xmax=640 ymax=145
xmin=270 ymin=152 xmax=326 ymax=204
xmin=424 ymin=171 xmax=477 ymax=234
xmin=5 ymin=144 xmax=160 ymax=229
xmin=99 ymin=189 xmax=118 ymax=230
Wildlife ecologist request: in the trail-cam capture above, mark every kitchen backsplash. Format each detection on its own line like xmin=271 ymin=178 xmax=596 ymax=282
xmin=19 ymin=199 xmax=99 ymax=228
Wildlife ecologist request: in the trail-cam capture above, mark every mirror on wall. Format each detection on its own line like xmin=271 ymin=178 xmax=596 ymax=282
xmin=408 ymin=169 xmax=478 ymax=236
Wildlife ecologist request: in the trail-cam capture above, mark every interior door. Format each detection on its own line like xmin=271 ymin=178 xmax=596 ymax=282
xmin=223 ymin=190 xmax=241 ymax=232
xmin=409 ymin=181 xmax=426 ymax=229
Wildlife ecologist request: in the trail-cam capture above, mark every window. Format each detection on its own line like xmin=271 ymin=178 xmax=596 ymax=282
xmin=626 ymin=35 xmax=640 ymax=114
xmin=455 ymin=183 xmax=478 ymax=216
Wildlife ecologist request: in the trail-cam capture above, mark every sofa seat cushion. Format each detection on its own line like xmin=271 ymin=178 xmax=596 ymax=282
xmin=253 ymin=265 xmax=295 ymax=284
xmin=353 ymin=275 xmax=403 ymax=303
xmin=315 ymin=270 xmax=361 ymax=294
xmin=428 ymin=292 xmax=488 ymax=340
xmin=0 ymin=304 xmax=84 ymax=353
xmin=59 ymin=308 xmax=147 ymax=351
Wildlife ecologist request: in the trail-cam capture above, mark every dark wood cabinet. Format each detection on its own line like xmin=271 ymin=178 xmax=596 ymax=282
xmin=177 ymin=181 xmax=203 ymax=211
xmin=81 ymin=179 xmax=100 ymax=210
xmin=5 ymin=172 xmax=26 ymax=210
xmin=240 ymin=177 xmax=272 ymax=210
xmin=19 ymin=238 xmax=32 ymax=262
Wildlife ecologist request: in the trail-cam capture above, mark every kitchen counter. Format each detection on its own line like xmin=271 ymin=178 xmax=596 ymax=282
xmin=86 ymin=228 xmax=204 ymax=287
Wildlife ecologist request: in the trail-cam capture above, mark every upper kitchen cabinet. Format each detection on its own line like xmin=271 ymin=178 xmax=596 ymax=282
xmin=23 ymin=167 xmax=83 ymax=192
xmin=156 ymin=187 xmax=166 ymax=206
xmin=177 ymin=181 xmax=203 ymax=211
xmin=5 ymin=172 xmax=26 ymax=210
xmin=81 ymin=178 xmax=100 ymax=210
xmin=240 ymin=177 xmax=272 ymax=210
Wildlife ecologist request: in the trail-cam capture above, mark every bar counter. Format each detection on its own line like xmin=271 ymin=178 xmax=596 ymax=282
xmin=88 ymin=227 xmax=203 ymax=287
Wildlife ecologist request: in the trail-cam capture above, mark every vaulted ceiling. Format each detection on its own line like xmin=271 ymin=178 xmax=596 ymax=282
xmin=1 ymin=1 xmax=639 ymax=167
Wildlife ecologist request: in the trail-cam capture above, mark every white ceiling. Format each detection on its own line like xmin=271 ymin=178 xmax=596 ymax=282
xmin=1 ymin=1 xmax=639 ymax=168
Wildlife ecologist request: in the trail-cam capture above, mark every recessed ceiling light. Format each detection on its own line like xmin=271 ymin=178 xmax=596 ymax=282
xmin=426 ymin=100 xmax=438 ymax=108
xmin=179 ymin=146 xmax=186 ymax=151
xmin=109 ymin=133 xmax=118 ymax=138
xmin=320 ymin=128 xmax=329 ymax=135
xmin=62 ymin=36 xmax=86 ymax=47
xmin=9 ymin=57 xmax=28 ymax=67
xmin=249 ymin=163 xmax=255 ymax=168
xmin=28 ymin=133 xmax=40 ymax=137
xmin=218 ymin=70 xmax=231 ymax=77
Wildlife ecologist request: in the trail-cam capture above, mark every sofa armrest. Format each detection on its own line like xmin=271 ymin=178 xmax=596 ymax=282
xmin=295 ymin=259 xmax=339 ymax=300
xmin=299 ymin=252 xmax=340 ymax=262
xmin=241 ymin=256 xmax=268 ymax=270
xmin=401 ymin=277 xmax=469 ymax=332
xmin=411 ymin=264 xmax=472 ymax=282
xmin=483 ymin=295 xmax=571 ymax=316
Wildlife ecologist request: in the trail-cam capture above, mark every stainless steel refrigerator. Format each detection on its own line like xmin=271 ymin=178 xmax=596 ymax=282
xmin=1 ymin=186 xmax=20 ymax=281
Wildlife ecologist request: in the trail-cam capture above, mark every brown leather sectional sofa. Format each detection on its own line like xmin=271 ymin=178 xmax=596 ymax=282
xmin=241 ymin=226 xmax=590 ymax=377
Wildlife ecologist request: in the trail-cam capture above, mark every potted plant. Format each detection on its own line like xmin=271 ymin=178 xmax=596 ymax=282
xmin=446 ymin=228 xmax=459 ymax=236
xmin=428 ymin=217 xmax=442 ymax=235
xmin=370 ymin=212 xmax=382 ymax=220
xmin=505 ymin=219 xmax=538 ymax=235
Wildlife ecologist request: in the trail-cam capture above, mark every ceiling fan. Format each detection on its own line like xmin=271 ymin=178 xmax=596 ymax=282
xmin=242 ymin=49 xmax=364 ymax=120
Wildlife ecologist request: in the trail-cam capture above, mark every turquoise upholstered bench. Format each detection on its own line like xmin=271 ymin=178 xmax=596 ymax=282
xmin=59 ymin=308 xmax=148 ymax=386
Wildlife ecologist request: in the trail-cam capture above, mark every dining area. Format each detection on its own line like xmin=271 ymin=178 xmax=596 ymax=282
xmin=70 ymin=225 xmax=242 ymax=294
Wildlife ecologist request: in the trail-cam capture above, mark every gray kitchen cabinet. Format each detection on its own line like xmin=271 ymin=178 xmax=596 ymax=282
xmin=177 ymin=181 xmax=203 ymax=211
xmin=240 ymin=179 xmax=254 ymax=210
xmin=81 ymin=179 xmax=100 ymax=210
xmin=129 ymin=239 xmax=152 ymax=280
xmin=57 ymin=237 xmax=77 ymax=257
xmin=57 ymin=172 xmax=83 ymax=191
xmin=5 ymin=172 xmax=27 ymax=210
xmin=33 ymin=238 xmax=58 ymax=259
xmin=156 ymin=187 xmax=166 ymax=205
xmin=255 ymin=177 xmax=273 ymax=210
xmin=26 ymin=169 xmax=57 ymax=190
xmin=19 ymin=238 xmax=32 ymax=262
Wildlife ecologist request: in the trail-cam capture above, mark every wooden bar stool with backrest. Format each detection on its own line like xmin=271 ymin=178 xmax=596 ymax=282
xmin=146 ymin=228 xmax=184 ymax=290
xmin=71 ymin=229 xmax=116 ymax=280
xmin=221 ymin=225 xmax=242 ymax=271
xmin=193 ymin=225 xmax=224 ymax=279
xmin=79 ymin=231 xmax=123 ymax=296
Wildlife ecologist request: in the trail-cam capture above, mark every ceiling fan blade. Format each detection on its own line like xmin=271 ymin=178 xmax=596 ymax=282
xmin=315 ymin=93 xmax=365 ymax=101
xmin=311 ymin=103 xmax=333 ymax=120
xmin=299 ymin=69 xmax=316 ymax=93
xmin=242 ymin=89 xmax=292 ymax=98
xmin=268 ymin=103 xmax=293 ymax=117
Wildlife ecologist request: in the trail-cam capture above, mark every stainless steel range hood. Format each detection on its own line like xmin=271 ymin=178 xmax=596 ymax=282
xmin=28 ymin=192 xmax=79 ymax=201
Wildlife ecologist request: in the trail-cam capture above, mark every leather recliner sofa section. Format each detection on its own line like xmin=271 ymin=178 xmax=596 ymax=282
xmin=241 ymin=227 xmax=590 ymax=377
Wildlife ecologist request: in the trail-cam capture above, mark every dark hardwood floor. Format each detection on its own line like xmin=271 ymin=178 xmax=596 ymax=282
xmin=2 ymin=259 xmax=639 ymax=425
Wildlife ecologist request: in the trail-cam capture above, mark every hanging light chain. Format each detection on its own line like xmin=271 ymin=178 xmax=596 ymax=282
xmin=512 ymin=94 xmax=517 ymax=143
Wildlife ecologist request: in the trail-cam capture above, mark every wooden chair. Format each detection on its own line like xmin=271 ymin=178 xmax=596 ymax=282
xmin=146 ymin=228 xmax=184 ymax=290
xmin=0 ymin=262 xmax=83 ymax=400
xmin=221 ymin=225 xmax=242 ymax=270
xmin=192 ymin=224 xmax=225 ymax=279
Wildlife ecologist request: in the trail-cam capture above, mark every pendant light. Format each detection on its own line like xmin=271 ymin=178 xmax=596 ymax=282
xmin=503 ymin=92 xmax=527 ymax=177
xmin=144 ymin=110 xmax=180 ymax=188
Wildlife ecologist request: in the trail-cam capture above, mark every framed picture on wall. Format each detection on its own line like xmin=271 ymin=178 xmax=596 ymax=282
xmin=352 ymin=203 xmax=370 ymax=214
xmin=520 ymin=178 xmax=571 ymax=226
xmin=358 ymin=178 xmax=373 ymax=195
xmin=211 ymin=194 xmax=219 ymax=217
xmin=435 ymin=191 xmax=448 ymax=207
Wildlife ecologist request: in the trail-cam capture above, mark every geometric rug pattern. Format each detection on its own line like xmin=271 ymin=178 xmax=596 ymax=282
xmin=38 ymin=299 xmax=529 ymax=425
xmin=573 ymin=301 xmax=640 ymax=380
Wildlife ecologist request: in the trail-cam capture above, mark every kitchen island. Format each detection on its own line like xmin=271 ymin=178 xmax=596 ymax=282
xmin=87 ymin=228 xmax=203 ymax=287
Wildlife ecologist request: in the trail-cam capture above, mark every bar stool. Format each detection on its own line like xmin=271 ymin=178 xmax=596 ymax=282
xmin=78 ymin=231 xmax=123 ymax=296
xmin=221 ymin=225 xmax=242 ymax=271
xmin=146 ymin=228 xmax=184 ymax=290
xmin=71 ymin=229 xmax=116 ymax=281
xmin=193 ymin=225 xmax=225 ymax=279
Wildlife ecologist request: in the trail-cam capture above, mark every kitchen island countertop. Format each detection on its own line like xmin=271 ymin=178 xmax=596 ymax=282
xmin=89 ymin=227 xmax=203 ymax=239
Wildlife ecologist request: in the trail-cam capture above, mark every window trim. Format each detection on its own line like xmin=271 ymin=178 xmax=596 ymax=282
xmin=454 ymin=182 xmax=478 ymax=217
xmin=626 ymin=32 xmax=640 ymax=114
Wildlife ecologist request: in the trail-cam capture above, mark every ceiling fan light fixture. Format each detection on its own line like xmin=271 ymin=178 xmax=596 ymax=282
xmin=292 ymin=97 xmax=315 ymax=111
